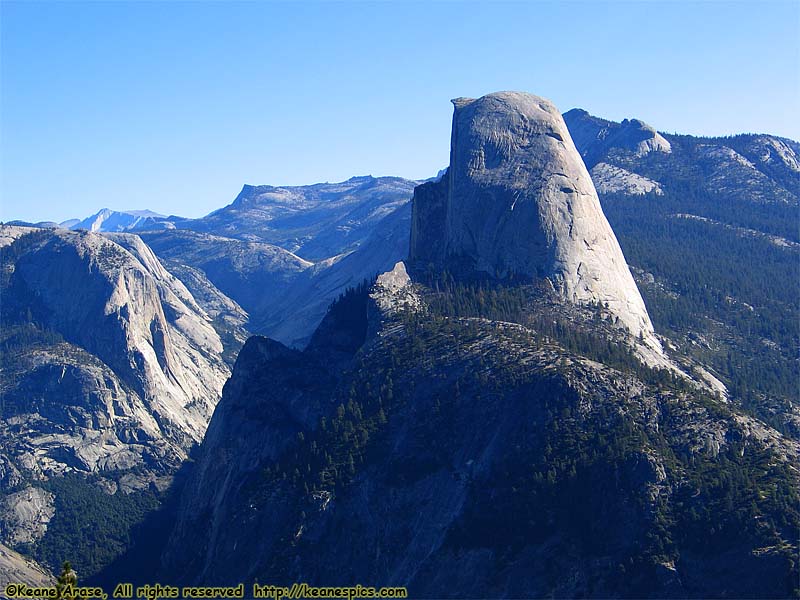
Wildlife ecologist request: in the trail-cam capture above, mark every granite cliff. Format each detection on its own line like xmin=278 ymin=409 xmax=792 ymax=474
xmin=562 ymin=109 xmax=799 ymax=437
xmin=0 ymin=226 xmax=233 ymax=574
xmin=155 ymin=94 xmax=799 ymax=597
xmin=410 ymin=92 xmax=659 ymax=349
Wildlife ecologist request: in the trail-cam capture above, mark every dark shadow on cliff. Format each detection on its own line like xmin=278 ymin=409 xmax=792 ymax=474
xmin=86 ymin=456 xmax=196 ymax=591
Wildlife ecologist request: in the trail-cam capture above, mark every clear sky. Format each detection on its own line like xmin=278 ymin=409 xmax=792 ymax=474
xmin=2 ymin=1 xmax=798 ymax=223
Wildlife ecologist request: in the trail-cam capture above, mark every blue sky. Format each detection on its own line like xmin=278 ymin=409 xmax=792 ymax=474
xmin=2 ymin=1 xmax=798 ymax=223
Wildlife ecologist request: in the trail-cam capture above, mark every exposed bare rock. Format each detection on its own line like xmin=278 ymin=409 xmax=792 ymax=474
xmin=137 ymin=230 xmax=312 ymax=344
xmin=0 ymin=226 xmax=37 ymax=249
xmin=182 ymin=176 xmax=417 ymax=261
xmin=0 ymin=487 xmax=54 ymax=546
xmin=160 ymin=271 xmax=798 ymax=597
xmin=409 ymin=92 xmax=661 ymax=351
xmin=153 ymin=261 xmax=248 ymax=329
xmin=0 ymin=543 xmax=54 ymax=589
xmin=370 ymin=261 xmax=420 ymax=317
xmin=691 ymin=365 xmax=729 ymax=401
xmin=156 ymin=93 xmax=798 ymax=597
xmin=71 ymin=209 xmax=172 ymax=233
xmin=152 ymin=260 xmax=250 ymax=361
xmin=563 ymin=108 xmax=671 ymax=168
xmin=749 ymin=135 xmax=800 ymax=173
xmin=0 ymin=227 xmax=231 ymax=485
xmin=590 ymin=162 xmax=663 ymax=196
xmin=565 ymin=109 xmax=798 ymax=207
xmin=696 ymin=144 xmax=796 ymax=203
xmin=250 ymin=201 xmax=413 ymax=347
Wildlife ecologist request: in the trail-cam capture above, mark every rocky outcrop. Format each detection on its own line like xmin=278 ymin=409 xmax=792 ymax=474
xmin=564 ymin=109 xmax=799 ymax=206
xmin=565 ymin=110 xmax=798 ymax=438
xmin=695 ymin=144 xmax=797 ymax=204
xmin=0 ymin=543 xmax=54 ymax=589
xmin=590 ymin=162 xmax=663 ymax=196
xmin=154 ymin=92 xmax=798 ymax=597
xmin=563 ymin=108 xmax=671 ymax=168
xmin=0 ymin=487 xmax=54 ymax=547
xmin=0 ymin=227 xmax=231 ymax=487
xmin=158 ymin=266 xmax=798 ymax=597
xmin=260 ymin=201 xmax=413 ymax=347
xmin=140 ymin=198 xmax=414 ymax=349
xmin=370 ymin=261 xmax=420 ymax=316
xmin=0 ymin=225 xmax=34 ymax=248
xmin=136 ymin=230 xmax=310 ymax=340
xmin=161 ymin=320 xmax=354 ymax=582
xmin=152 ymin=260 xmax=249 ymax=358
xmin=409 ymin=92 xmax=660 ymax=348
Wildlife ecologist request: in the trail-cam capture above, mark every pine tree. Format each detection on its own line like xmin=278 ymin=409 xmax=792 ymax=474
xmin=56 ymin=561 xmax=77 ymax=600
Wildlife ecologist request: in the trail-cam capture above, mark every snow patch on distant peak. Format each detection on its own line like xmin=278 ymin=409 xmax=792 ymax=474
xmin=71 ymin=209 xmax=169 ymax=233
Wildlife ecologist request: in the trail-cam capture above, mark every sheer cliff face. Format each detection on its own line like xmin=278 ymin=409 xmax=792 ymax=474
xmin=0 ymin=227 xmax=230 ymax=485
xmin=410 ymin=92 xmax=658 ymax=346
xmin=158 ymin=94 xmax=799 ymax=596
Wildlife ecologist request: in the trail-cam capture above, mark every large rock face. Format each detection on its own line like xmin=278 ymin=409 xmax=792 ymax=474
xmin=136 ymin=230 xmax=311 ymax=339
xmin=0 ymin=227 xmax=231 ymax=485
xmin=0 ymin=225 xmax=240 ymax=578
xmin=0 ymin=487 xmax=55 ymax=547
xmin=154 ymin=93 xmax=798 ymax=597
xmin=589 ymin=162 xmax=663 ymax=196
xmin=410 ymin=91 xmax=658 ymax=346
xmin=0 ymin=543 xmax=54 ymax=588
xmin=563 ymin=108 xmax=671 ymax=169
xmin=564 ymin=108 xmax=672 ymax=169
xmin=564 ymin=109 xmax=799 ymax=436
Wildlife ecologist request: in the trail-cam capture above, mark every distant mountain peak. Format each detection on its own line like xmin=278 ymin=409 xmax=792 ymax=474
xmin=70 ymin=208 xmax=171 ymax=232
xmin=563 ymin=108 xmax=671 ymax=167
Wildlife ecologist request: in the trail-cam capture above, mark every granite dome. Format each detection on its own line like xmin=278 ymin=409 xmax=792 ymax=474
xmin=410 ymin=91 xmax=659 ymax=348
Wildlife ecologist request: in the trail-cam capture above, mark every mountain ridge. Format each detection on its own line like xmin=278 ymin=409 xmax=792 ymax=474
xmin=0 ymin=225 xmax=236 ymax=577
xmin=154 ymin=92 xmax=800 ymax=597
xmin=2 ymin=95 xmax=798 ymax=592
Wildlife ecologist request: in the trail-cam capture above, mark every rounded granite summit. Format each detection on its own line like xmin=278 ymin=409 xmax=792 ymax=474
xmin=411 ymin=91 xmax=661 ymax=350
